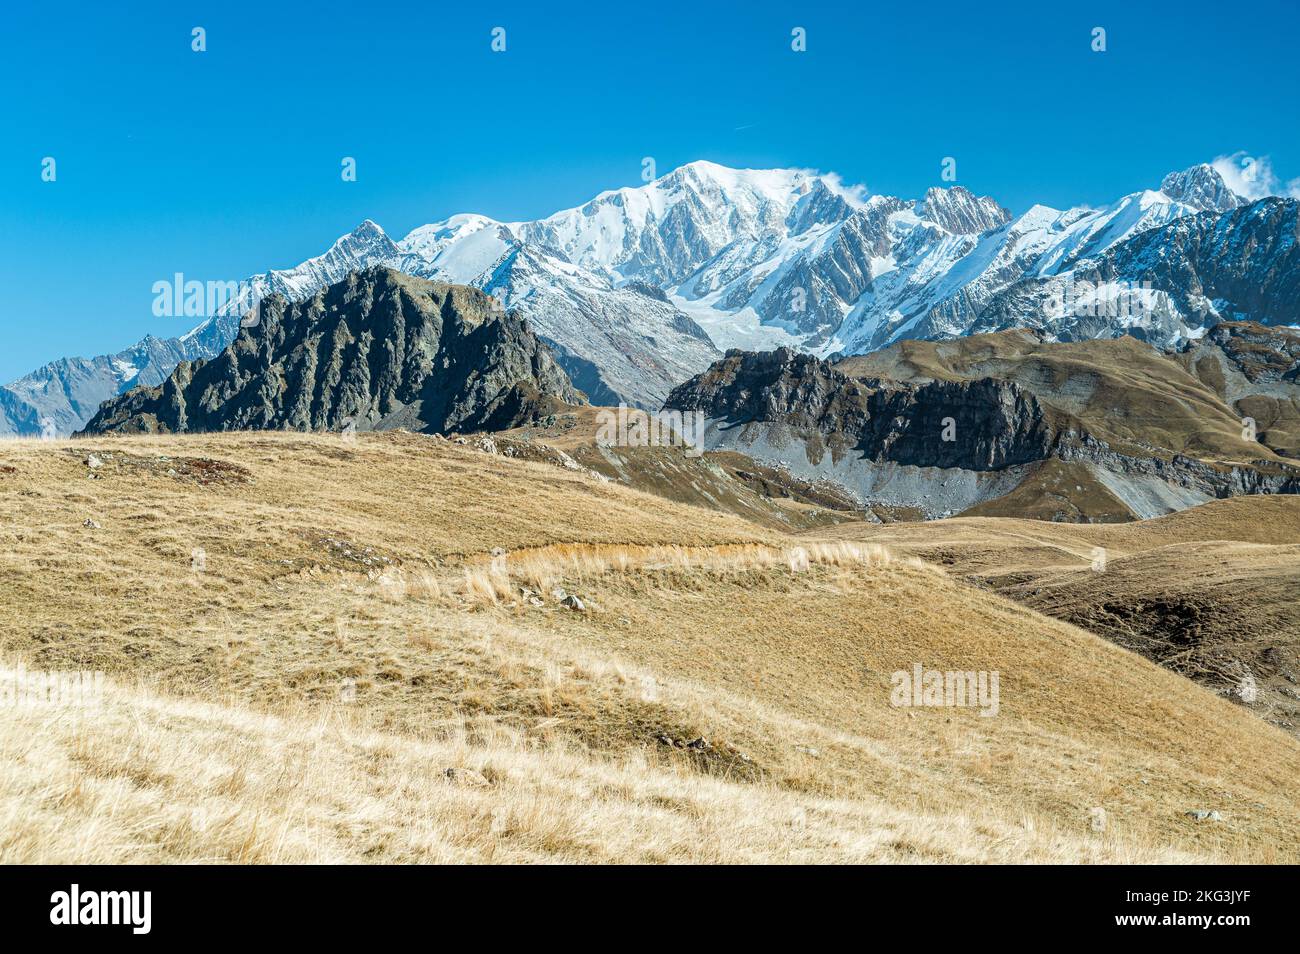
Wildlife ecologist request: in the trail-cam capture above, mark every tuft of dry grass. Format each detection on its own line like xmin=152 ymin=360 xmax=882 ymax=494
xmin=454 ymin=541 xmax=895 ymax=609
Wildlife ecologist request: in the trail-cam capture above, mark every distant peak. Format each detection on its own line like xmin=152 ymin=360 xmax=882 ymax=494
xmin=660 ymin=159 xmax=814 ymax=189
xmin=332 ymin=220 xmax=388 ymax=245
xmin=924 ymin=184 xmax=973 ymax=199
xmin=1160 ymin=164 xmax=1247 ymax=212
xmin=674 ymin=159 xmax=731 ymax=176
xmin=315 ymin=220 xmax=395 ymax=259
xmin=919 ymin=186 xmax=1011 ymax=235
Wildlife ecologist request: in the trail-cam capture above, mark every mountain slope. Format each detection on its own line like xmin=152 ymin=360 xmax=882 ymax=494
xmin=1 ymin=431 xmax=1296 ymax=862
xmin=200 ymin=159 xmax=1298 ymax=379
xmin=0 ymin=316 xmax=240 ymax=437
xmin=472 ymin=245 xmax=718 ymax=408
xmin=811 ymin=495 xmax=1300 ymax=740
xmin=665 ymin=328 xmax=1300 ymax=521
xmin=262 ymin=210 xmax=722 ymax=410
xmin=80 ymin=268 xmax=583 ymax=436
xmin=1176 ymin=320 xmax=1300 ymax=457
xmin=975 ymin=197 xmax=1300 ymax=344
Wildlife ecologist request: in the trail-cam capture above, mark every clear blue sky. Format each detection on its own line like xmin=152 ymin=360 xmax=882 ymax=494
xmin=2 ymin=0 xmax=1298 ymax=382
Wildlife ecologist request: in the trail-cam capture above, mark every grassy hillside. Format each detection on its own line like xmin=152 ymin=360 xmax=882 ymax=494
xmin=816 ymin=496 xmax=1300 ymax=739
xmin=494 ymin=406 xmax=862 ymax=531
xmin=1 ymin=433 xmax=1297 ymax=863
xmin=838 ymin=330 xmax=1289 ymax=464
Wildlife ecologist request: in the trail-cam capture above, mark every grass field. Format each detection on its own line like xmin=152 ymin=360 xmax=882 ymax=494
xmin=1 ymin=432 xmax=1297 ymax=863
xmin=816 ymin=496 xmax=1300 ymax=739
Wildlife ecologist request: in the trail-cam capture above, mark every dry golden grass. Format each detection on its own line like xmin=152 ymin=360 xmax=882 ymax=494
xmin=1 ymin=432 xmax=1297 ymax=863
xmin=813 ymin=493 xmax=1300 ymax=572
xmin=815 ymin=496 xmax=1300 ymax=740
xmin=458 ymin=539 xmax=894 ymax=606
xmin=1 ymin=671 xmax=1202 ymax=864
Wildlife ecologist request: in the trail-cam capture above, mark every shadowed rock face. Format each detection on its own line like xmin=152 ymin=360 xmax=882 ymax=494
xmin=80 ymin=267 xmax=584 ymax=436
xmin=666 ymin=332 xmax=1300 ymax=520
xmin=665 ymin=347 xmax=1055 ymax=471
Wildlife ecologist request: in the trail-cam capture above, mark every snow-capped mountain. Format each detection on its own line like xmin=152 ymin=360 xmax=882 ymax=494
xmin=973 ymin=197 xmax=1300 ymax=341
xmin=1159 ymin=163 xmax=1250 ymax=213
xmin=517 ymin=162 xmax=862 ymax=288
xmin=7 ymin=158 xmax=1294 ymax=436
xmin=212 ymin=191 xmax=728 ymax=408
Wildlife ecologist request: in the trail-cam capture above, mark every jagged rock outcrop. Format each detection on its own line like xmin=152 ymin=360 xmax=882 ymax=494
xmin=918 ymin=186 xmax=1012 ymax=236
xmin=1159 ymin=164 xmax=1249 ymax=213
xmin=80 ymin=268 xmax=584 ymax=436
xmin=666 ymin=329 xmax=1300 ymax=521
xmin=666 ymin=347 xmax=1054 ymax=471
xmin=1184 ymin=321 xmax=1300 ymax=387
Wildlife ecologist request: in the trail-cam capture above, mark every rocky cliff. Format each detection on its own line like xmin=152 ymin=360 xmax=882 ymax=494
xmin=667 ymin=348 xmax=1056 ymax=471
xmin=666 ymin=329 xmax=1300 ymax=521
xmin=80 ymin=268 xmax=584 ymax=436
xmin=1176 ymin=321 xmax=1300 ymax=458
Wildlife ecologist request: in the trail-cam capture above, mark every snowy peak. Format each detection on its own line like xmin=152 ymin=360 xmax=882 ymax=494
xmin=324 ymin=219 xmax=400 ymax=261
xmin=515 ymin=161 xmax=866 ymax=288
xmin=652 ymin=161 xmax=865 ymax=230
xmin=398 ymin=215 xmax=517 ymax=285
xmin=919 ymin=186 xmax=1012 ymax=235
xmin=786 ymin=176 xmax=861 ymax=235
xmin=260 ymin=219 xmax=403 ymax=301
xmin=657 ymin=160 xmax=824 ymax=204
xmin=1160 ymin=163 xmax=1248 ymax=213
xmin=400 ymin=214 xmax=503 ymax=260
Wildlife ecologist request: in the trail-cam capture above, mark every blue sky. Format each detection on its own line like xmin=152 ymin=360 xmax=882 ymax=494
xmin=2 ymin=0 xmax=1298 ymax=382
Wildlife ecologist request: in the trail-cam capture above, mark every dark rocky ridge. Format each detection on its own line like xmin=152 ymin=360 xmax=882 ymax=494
xmin=80 ymin=268 xmax=584 ymax=436
xmin=666 ymin=347 xmax=1057 ymax=472
xmin=665 ymin=330 xmax=1300 ymax=520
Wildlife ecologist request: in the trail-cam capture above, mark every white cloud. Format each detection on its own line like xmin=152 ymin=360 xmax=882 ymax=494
xmin=1210 ymin=151 xmax=1291 ymax=200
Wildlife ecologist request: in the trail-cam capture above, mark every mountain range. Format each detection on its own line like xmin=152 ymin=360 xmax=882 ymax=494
xmin=6 ymin=158 xmax=1298 ymax=436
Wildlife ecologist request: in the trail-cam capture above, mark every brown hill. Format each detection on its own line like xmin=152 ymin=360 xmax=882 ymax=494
xmin=1 ymin=432 xmax=1296 ymax=862
xmin=813 ymin=495 xmax=1300 ymax=739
